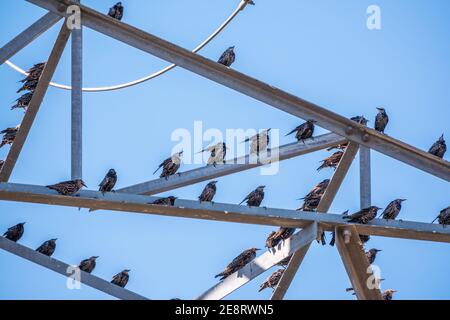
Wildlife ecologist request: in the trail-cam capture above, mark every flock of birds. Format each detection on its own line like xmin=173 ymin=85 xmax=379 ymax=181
xmin=1 ymin=1 xmax=449 ymax=299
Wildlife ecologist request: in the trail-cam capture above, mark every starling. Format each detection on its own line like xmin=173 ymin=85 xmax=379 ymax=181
xmin=343 ymin=206 xmax=382 ymax=224
xmin=359 ymin=234 xmax=371 ymax=244
xmin=16 ymin=79 xmax=39 ymax=93
xmin=0 ymin=160 xmax=4 ymax=171
xmin=265 ymin=227 xmax=296 ymax=249
xmin=46 ymin=179 xmax=87 ymax=196
xmin=199 ymin=181 xmax=218 ymax=202
xmin=382 ymin=289 xmax=397 ymax=301
xmin=350 ymin=116 xmax=369 ymax=126
xmin=36 ymin=238 xmax=57 ymax=257
xmin=151 ymin=196 xmax=177 ymax=206
xmin=327 ymin=143 xmax=348 ymax=152
xmin=111 ymin=269 xmax=130 ymax=288
xmin=428 ymin=134 xmax=447 ymax=159
xmin=153 ymin=151 xmax=183 ymax=179
xmin=432 ymin=206 xmax=450 ymax=226
xmin=243 ymin=129 xmax=271 ymax=156
xmin=286 ymin=120 xmax=317 ymax=142
xmin=0 ymin=125 xmax=20 ymax=149
xmin=215 ymin=248 xmax=260 ymax=280
xmin=366 ymin=248 xmax=382 ymax=264
xmin=239 ymin=186 xmax=265 ymax=207
xmin=199 ymin=142 xmax=227 ymax=166
xmin=108 ymin=2 xmax=124 ymax=21
xmin=374 ymin=107 xmax=389 ymax=134
xmin=218 ymin=46 xmax=236 ymax=67
xmin=317 ymin=151 xmax=344 ymax=171
xmin=3 ymin=222 xmax=25 ymax=242
xmin=381 ymin=199 xmax=406 ymax=220
xmin=298 ymin=179 xmax=330 ymax=212
xmin=98 ymin=169 xmax=117 ymax=194
xmin=258 ymin=269 xmax=285 ymax=292
xmin=23 ymin=62 xmax=45 ymax=80
xmin=79 ymin=256 xmax=99 ymax=273
xmin=11 ymin=92 xmax=33 ymax=111
xmin=276 ymin=254 xmax=293 ymax=268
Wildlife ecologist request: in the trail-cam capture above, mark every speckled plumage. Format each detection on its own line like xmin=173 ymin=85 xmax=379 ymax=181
xmin=428 ymin=134 xmax=446 ymax=159
xmin=0 ymin=125 xmax=20 ymax=149
xmin=108 ymin=2 xmax=124 ymax=20
xmin=36 ymin=239 xmax=57 ymax=256
xmin=286 ymin=120 xmax=316 ymax=142
xmin=344 ymin=206 xmax=381 ymax=224
xmin=154 ymin=151 xmax=183 ymax=179
xmin=239 ymin=186 xmax=265 ymax=207
xmin=215 ymin=248 xmax=259 ymax=280
xmin=46 ymin=179 xmax=87 ymax=196
xmin=199 ymin=181 xmax=217 ymax=202
xmin=111 ymin=269 xmax=130 ymax=287
xmin=79 ymin=256 xmax=98 ymax=273
xmin=381 ymin=199 xmax=406 ymax=220
xmin=98 ymin=169 xmax=117 ymax=194
xmin=3 ymin=222 xmax=25 ymax=242
xmin=265 ymin=227 xmax=296 ymax=249
xmin=218 ymin=46 xmax=236 ymax=67
xmin=258 ymin=269 xmax=285 ymax=292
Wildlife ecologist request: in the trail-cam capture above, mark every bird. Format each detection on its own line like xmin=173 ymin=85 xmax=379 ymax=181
xmin=36 ymin=239 xmax=57 ymax=256
xmin=432 ymin=206 xmax=450 ymax=226
xmin=199 ymin=181 xmax=218 ymax=202
xmin=298 ymin=179 xmax=330 ymax=212
xmin=3 ymin=222 xmax=25 ymax=242
xmin=366 ymin=248 xmax=382 ymax=264
xmin=327 ymin=143 xmax=348 ymax=152
xmin=276 ymin=254 xmax=292 ymax=268
xmin=79 ymin=256 xmax=99 ymax=273
xmin=153 ymin=151 xmax=183 ymax=179
xmin=198 ymin=142 xmax=227 ymax=166
xmin=428 ymin=134 xmax=446 ymax=159
xmin=218 ymin=46 xmax=236 ymax=67
xmin=265 ymin=227 xmax=296 ymax=249
xmin=258 ymin=269 xmax=285 ymax=292
xmin=329 ymin=211 xmax=349 ymax=246
xmin=382 ymin=289 xmax=397 ymax=301
xmin=317 ymin=151 xmax=344 ymax=171
xmin=243 ymin=129 xmax=271 ymax=156
xmin=0 ymin=160 xmax=4 ymax=171
xmin=215 ymin=248 xmax=259 ymax=280
xmin=98 ymin=169 xmax=117 ymax=194
xmin=380 ymin=199 xmax=406 ymax=220
xmin=11 ymin=92 xmax=33 ymax=111
xmin=286 ymin=120 xmax=317 ymax=142
xmin=108 ymin=2 xmax=124 ymax=21
xmin=374 ymin=107 xmax=389 ymax=134
xmin=359 ymin=234 xmax=371 ymax=244
xmin=343 ymin=206 xmax=382 ymax=224
xmin=16 ymin=79 xmax=39 ymax=94
xmin=111 ymin=269 xmax=130 ymax=287
xmin=239 ymin=186 xmax=265 ymax=207
xmin=46 ymin=179 xmax=87 ymax=196
xmin=0 ymin=125 xmax=20 ymax=149
xmin=23 ymin=62 xmax=45 ymax=80
xmin=151 ymin=196 xmax=177 ymax=206
xmin=244 ymin=0 xmax=256 ymax=5
xmin=351 ymin=116 xmax=369 ymax=126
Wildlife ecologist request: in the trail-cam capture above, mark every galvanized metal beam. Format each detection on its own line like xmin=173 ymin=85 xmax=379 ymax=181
xmin=335 ymin=225 xmax=383 ymax=300
xmin=0 ymin=12 xmax=61 ymax=64
xmin=0 ymin=21 xmax=71 ymax=182
xmin=26 ymin=0 xmax=450 ymax=182
xmin=360 ymin=146 xmax=371 ymax=208
xmin=0 ymin=236 xmax=148 ymax=300
xmin=0 ymin=182 xmax=449 ymax=243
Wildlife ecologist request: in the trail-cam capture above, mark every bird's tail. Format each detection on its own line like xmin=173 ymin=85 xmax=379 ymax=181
xmin=214 ymin=273 xmax=223 ymax=279
xmin=152 ymin=166 xmax=161 ymax=175
xmin=329 ymin=234 xmax=336 ymax=247
xmin=0 ymin=141 xmax=6 ymax=149
xmin=431 ymin=215 xmax=439 ymax=223
xmin=316 ymin=163 xmax=326 ymax=171
xmin=258 ymin=284 xmax=268 ymax=292
xmin=345 ymin=287 xmax=354 ymax=292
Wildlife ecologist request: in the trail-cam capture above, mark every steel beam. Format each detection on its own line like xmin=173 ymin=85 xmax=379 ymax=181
xmin=360 ymin=146 xmax=371 ymax=208
xmin=196 ymin=222 xmax=318 ymax=300
xmin=0 ymin=182 xmax=449 ymax=243
xmin=0 ymin=12 xmax=61 ymax=64
xmin=270 ymin=142 xmax=359 ymax=300
xmin=0 ymin=237 xmax=148 ymax=300
xmin=26 ymin=0 xmax=450 ymax=182
xmin=335 ymin=225 xmax=383 ymax=300
xmin=0 ymin=21 xmax=71 ymax=182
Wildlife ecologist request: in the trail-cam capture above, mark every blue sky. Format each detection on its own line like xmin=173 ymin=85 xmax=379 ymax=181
xmin=0 ymin=0 xmax=449 ymax=300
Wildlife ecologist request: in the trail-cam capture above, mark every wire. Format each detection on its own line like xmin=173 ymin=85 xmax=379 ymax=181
xmin=4 ymin=0 xmax=252 ymax=92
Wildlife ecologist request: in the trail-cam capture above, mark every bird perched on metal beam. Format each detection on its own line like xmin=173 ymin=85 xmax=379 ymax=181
xmin=432 ymin=206 xmax=450 ymax=226
xmin=327 ymin=143 xmax=348 ymax=152
xmin=286 ymin=120 xmax=317 ymax=142
xmin=199 ymin=181 xmax=218 ymax=202
xmin=343 ymin=206 xmax=382 ymax=224
xmin=276 ymin=254 xmax=292 ymax=268
xmin=239 ymin=186 xmax=265 ymax=207
xmin=79 ymin=256 xmax=99 ymax=274
xmin=366 ymin=248 xmax=382 ymax=264
xmin=428 ymin=134 xmax=447 ymax=159
xmin=11 ymin=92 xmax=33 ymax=111
xmin=3 ymin=222 xmax=25 ymax=242
xmin=16 ymin=79 xmax=39 ymax=94
xmin=98 ymin=169 xmax=117 ymax=194
xmin=108 ymin=2 xmax=124 ymax=21
xmin=380 ymin=199 xmax=406 ymax=220
xmin=243 ymin=129 xmax=271 ymax=156
xmin=111 ymin=269 xmax=130 ymax=287
xmin=359 ymin=234 xmax=371 ymax=244
xmin=198 ymin=142 xmax=227 ymax=166
xmin=0 ymin=160 xmax=4 ymax=171
xmin=382 ymin=289 xmax=397 ymax=301
xmin=0 ymin=125 xmax=20 ymax=149
xmin=151 ymin=196 xmax=177 ymax=206
xmin=298 ymin=179 xmax=330 ymax=212
xmin=351 ymin=116 xmax=369 ymax=126
xmin=36 ymin=238 xmax=57 ymax=257
xmin=317 ymin=151 xmax=344 ymax=171
xmin=46 ymin=179 xmax=87 ymax=196
xmin=258 ymin=269 xmax=285 ymax=292
xmin=218 ymin=46 xmax=236 ymax=67
xmin=265 ymin=227 xmax=296 ymax=249
xmin=153 ymin=151 xmax=183 ymax=179
xmin=375 ymin=107 xmax=389 ymax=134
xmin=215 ymin=248 xmax=260 ymax=280
xmin=17 ymin=62 xmax=45 ymax=93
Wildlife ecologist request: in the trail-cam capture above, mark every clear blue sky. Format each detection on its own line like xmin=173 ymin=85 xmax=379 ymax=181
xmin=1 ymin=0 xmax=449 ymax=300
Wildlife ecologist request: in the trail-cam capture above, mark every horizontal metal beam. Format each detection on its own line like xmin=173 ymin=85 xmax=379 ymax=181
xmin=0 ymin=12 xmax=61 ymax=64
xmin=196 ymin=222 xmax=318 ymax=300
xmin=0 ymin=21 xmax=71 ymax=182
xmin=335 ymin=225 xmax=383 ymax=300
xmin=0 ymin=182 xmax=449 ymax=243
xmin=27 ymin=0 xmax=450 ymax=182
xmin=0 ymin=237 xmax=148 ymax=300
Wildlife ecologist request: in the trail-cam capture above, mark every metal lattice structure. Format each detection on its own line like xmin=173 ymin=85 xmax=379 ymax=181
xmin=0 ymin=0 xmax=449 ymax=300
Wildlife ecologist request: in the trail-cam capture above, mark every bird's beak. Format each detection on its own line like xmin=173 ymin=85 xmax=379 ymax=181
xmin=401 ymin=199 xmax=407 ymax=202
xmin=81 ymin=180 xmax=88 ymax=188
xmin=211 ymin=181 xmax=218 ymax=184
xmin=255 ymin=248 xmax=261 ymax=251
xmin=53 ymin=238 xmax=58 ymax=241
xmin=94 ymin=256 xmax=99 ymax=259
xmin=22 ymin=222 xmax=26 ymax=225
xmin=376 ymin=249 xmax=382 ymax=252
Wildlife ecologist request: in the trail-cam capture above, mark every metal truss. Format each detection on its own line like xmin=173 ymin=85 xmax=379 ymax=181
xmin=0 ymin=0 xmax=448 ymax=300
